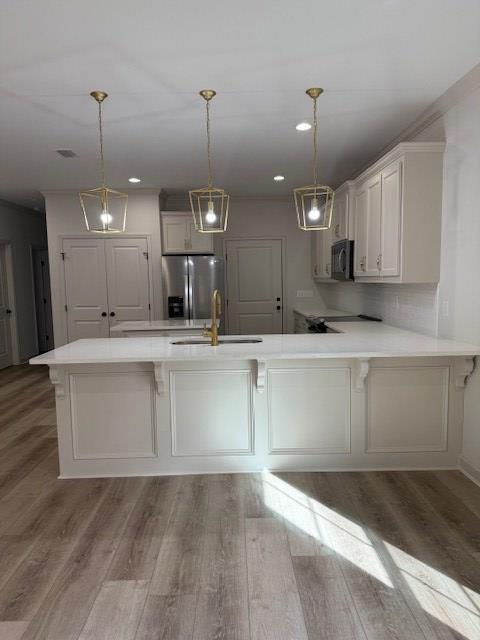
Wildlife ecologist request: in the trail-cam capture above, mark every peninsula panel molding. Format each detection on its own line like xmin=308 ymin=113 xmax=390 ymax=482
xmin=366 ymin=364 xmax=449 ymax=453
xmin=70 ymin=370 xmax=157 ymax=460
xmin=170 ymin=368 xmax=254 ymax=457
xmin=267 ymin=366 xmax=351 ymax=455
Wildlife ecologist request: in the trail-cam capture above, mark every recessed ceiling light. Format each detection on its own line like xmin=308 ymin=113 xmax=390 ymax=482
xmin=128 ymin=177 xmax=141 ymax=183
xmin=273 ymin=175 xmax=285 ymax=182
xmin=296 ymin=122 xmax=311 ymax=131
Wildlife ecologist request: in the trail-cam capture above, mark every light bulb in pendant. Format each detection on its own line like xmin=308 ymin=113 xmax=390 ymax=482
xmin=100 ymin=210 xmax=113 ymax=225
xmin=308 ymin=198 xmax=320 ymax=221
xmin=205 ymin=200 xmax=217 ymax=224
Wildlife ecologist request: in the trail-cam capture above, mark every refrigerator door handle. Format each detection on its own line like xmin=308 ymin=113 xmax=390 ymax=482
xmin=184 ymin=273 xmax=191 ymax=320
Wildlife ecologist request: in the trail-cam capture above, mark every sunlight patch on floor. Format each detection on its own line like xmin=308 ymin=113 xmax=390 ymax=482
xmin=261 ymin=471 xmax=480 ymax=640
xmin=261 ymin=471 xmax=393 ymax=587
xmin=385 ymin=542 xmax=480 ymax=639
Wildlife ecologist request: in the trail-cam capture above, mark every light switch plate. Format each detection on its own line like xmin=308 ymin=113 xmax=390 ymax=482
xmin=296 ymin=290 xmax=314 ymax=298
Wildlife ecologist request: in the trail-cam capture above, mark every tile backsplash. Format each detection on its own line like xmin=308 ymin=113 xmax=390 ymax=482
xmin=320 ymin=282 xmax=439 ymax=336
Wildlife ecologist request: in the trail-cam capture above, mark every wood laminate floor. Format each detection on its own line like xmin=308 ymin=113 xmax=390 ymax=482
xmin=1 ymin=364 xmax=480 ymax=639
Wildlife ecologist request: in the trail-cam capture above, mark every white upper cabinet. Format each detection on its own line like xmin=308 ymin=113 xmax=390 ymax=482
xmin=161 ymin=212 xmax=214 ymax=254
xmin=312 ymin=182 xmax=354 ymax=282
xmin=380 ymin=160 xmax=402 ymax=277
xmin=353 ymin=142 xmax=444 ymax=283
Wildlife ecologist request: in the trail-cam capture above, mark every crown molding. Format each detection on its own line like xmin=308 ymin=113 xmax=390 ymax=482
xmin=350 ymin=62 xmax=480 ymax=181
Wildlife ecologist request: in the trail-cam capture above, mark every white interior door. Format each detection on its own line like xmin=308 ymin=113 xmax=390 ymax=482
xmin=0 ymin=247 xmax=13 ymax=369
xmin=105 ymin=237 xmax=151 ymax=325
xmin=226 ymin=238 xmax=283 ymax=334
xmin=63 ymin=238 xmax=109 ymax=341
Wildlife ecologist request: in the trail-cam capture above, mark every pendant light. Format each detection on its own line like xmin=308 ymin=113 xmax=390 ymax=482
xmin=294 ymin=88 xmax=334 ymax=231
xmin=79 ymin=91 xmax=128 ymax=233
xmin=189 ymin=90 xmax=229 ymax=233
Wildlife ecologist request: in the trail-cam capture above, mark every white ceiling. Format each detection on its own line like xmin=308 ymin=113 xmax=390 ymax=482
xmin=1 ymin=1 xmax=480 ymax=210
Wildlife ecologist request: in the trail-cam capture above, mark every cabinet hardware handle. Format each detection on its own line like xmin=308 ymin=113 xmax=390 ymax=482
xmin=101 ymin=312 xmax=107 ymax=317
xmin=110 ymin=311 xmax=116 ymax=317
xmin=276 ymin=305 xmax=281 ymax=311
xmin=6 ymin=308 xmax=12 ymax=315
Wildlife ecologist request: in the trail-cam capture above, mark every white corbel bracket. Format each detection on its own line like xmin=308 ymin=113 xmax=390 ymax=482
xmin=49 ymin=366 xmax=66 ymax=399
xmin=353 ymin=358 xmax=370 ymax=392
xmin=454 ymin=356 xmax=475 ymax=388
xmin=153 ymin=362 xmax=167 ymax=396
xmin=256 ymin=359 xmax=267 ymax=393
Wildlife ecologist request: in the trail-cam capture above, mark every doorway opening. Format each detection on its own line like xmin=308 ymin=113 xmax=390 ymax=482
xmin=31 ymin=247 xmax=53 ymax=353
xmin=0 ymin=243 xmax=20 ymax=369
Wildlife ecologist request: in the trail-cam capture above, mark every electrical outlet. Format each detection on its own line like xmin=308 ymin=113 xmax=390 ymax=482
xmin=296 ymin=290 xmax=314 ymax=298
xmin=442 ymin=300 xmax=449 ymax=317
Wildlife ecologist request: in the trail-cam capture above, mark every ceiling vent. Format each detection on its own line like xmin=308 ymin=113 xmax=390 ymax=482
xmin=55 ymin=149 xmax=77 ymax=158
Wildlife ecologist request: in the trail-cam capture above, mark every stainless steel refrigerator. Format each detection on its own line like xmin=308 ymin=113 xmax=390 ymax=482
xmin=162 ymin=255 xmax=225 ymax=331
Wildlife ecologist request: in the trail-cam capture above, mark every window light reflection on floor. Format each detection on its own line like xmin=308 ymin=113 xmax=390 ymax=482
xmin=261 ymin=471 xmax=480 ymax=640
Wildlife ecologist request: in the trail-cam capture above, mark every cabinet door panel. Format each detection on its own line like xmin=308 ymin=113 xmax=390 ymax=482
xmin=365 ymin=175 xmax=382 ymax=275
xmin=332 ymin=190 xmax=347 ymax=241
xmin=187 ymin=220 xmax=214 ymax=254
xmin=105 ymin=238 xmax=151 ymax=323
xmin=63 ymin=238 xmax=109 ymax=341
xmin=381 ymin=161 xmax=402 ymax=277
xmin=354 ymin=185 xmax=367 ymax=275
xmin=162 ymin=215 xmax=188 ymax=254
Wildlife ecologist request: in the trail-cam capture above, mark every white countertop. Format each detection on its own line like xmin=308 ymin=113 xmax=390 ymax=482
xmin=30 ymin=322 xmax=480 ymax=365
xmin=110 ymin=319 xmax=211 ymax=333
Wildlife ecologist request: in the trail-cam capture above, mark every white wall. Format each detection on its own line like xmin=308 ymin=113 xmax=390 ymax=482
xmin=43 ymin=190 xmax=162 ymax=347
xmin=0 ymin=199 xmax=48 ymax=361
xmin=166 ymin=195 xmax=327 ymax=332
xmin=321 ymin=64 xmax=480 ymax=480
xmin=323 ymin=282 xmax=439 ymax=336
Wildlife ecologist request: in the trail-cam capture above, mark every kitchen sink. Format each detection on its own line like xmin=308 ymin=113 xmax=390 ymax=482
xmin=171 ymin=338 xmax=263 ymax=345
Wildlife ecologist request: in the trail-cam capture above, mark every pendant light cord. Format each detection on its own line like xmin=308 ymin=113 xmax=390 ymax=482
xmin=206 ymin=99 xmax=213 ymax=189
xmin=312 ymin=96 xmax=318 ymax=186
xmin=98 ymin=100 xmax=106 ymax=187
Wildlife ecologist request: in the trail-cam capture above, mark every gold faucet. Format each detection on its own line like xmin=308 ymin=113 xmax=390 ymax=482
xmin=203 ymin=289 xmax=221 ymax=346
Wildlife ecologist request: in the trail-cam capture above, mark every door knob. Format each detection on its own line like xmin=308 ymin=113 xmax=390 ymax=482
xmin=101 ymin=312 xmax=107 ymax=317
xmin=110 ymin=311 xmax=116 ymax=317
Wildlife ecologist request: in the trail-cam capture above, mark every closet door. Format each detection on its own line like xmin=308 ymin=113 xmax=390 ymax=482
xmin=63 ymin=238 xmax=109 ymax=341
xmin=105 ymin=237 xmax=151 ymax=324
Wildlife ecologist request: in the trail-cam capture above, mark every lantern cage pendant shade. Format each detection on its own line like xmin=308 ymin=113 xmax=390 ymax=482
xmin=294 ymin=87 xmax=334 ymax=231
xmin=79 ymin=91 xmax=128 ymax=233
xmin=189 ymin=89 xmax=229 ymax=233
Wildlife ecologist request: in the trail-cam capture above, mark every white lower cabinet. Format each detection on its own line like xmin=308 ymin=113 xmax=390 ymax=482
xmin=51 ymin=356 xmax=466 ymax=478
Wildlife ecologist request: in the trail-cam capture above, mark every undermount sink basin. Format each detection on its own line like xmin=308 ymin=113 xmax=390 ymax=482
xmin=171 ymin=338 xmax=263 ymax=346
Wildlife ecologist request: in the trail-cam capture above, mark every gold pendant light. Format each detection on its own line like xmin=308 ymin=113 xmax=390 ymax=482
xmin=79 ymin=91 xmax=127 ymax=233
xmin=294 ymin=87 xmax=334 ymax=231
xmin=189 ymin=90 xmax=229 ymax=233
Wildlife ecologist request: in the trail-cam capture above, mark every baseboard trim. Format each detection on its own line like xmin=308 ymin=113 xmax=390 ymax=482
xmin=459 ymin=456 xmax=480 ymax=488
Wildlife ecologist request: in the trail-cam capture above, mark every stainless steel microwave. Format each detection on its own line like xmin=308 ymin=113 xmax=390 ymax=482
xmin=331 ymin=239 xmax=354 ymax=281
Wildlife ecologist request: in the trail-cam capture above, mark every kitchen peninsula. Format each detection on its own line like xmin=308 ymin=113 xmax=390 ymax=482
xmin=31 ymin=323 xmax=479 ymax=478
